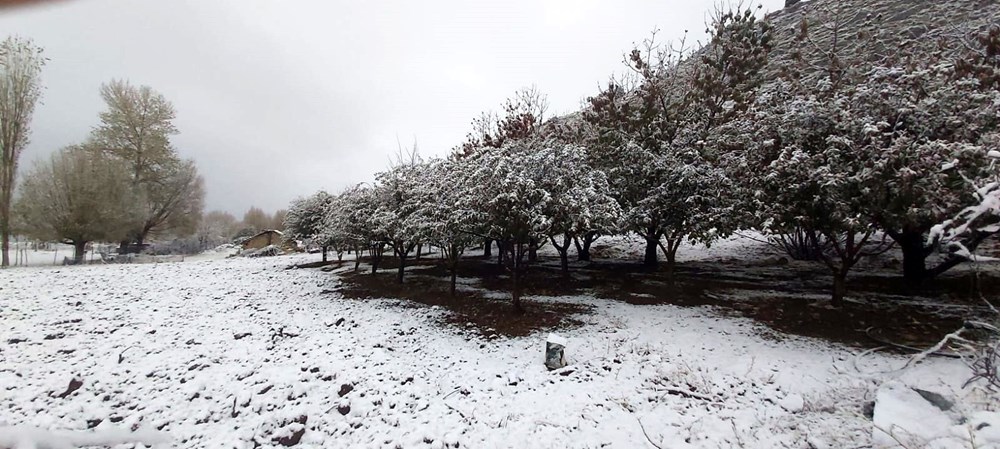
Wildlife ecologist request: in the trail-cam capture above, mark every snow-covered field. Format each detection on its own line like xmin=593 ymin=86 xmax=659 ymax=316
xmin=1 ymin=253 xmax=997 ymax=448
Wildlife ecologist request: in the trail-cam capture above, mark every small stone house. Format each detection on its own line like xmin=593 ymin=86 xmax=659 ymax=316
xmin=242 ymin=230 xmax=285 ymax=250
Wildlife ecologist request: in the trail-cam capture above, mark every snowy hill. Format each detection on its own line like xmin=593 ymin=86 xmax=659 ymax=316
xmin=763 ymin=0 xmax=1000 ymax=73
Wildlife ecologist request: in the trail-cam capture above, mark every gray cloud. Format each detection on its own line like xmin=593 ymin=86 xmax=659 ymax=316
xmin=0 ymin=0 xmax=785 ymax=215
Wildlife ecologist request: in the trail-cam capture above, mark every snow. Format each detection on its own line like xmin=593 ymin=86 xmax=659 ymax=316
xmin=871 ymin=379 xmax=1000 ymax=449
xmin=0 ymin=426 xmax=169 ymax=449
xmin=1 ymin=253 xmax=996 ymax=448
xmin=873 ymin=381 xmax=955 ymax=448
xmin=545 ymin=333 xmax=568 ymax=346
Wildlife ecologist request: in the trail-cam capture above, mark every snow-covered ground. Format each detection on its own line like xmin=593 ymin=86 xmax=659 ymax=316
xmin=1 ymin=252 xmax=997 ymax=448
xmin=5 ymin=243 xmax=239 ymax=267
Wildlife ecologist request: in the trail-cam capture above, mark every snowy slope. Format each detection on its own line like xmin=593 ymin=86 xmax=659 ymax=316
xmin=0 ymin=254 xmax=993 ymax=448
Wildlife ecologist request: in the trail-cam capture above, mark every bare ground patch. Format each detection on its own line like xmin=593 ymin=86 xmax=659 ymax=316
xmin=327 ymin=253 xmax=990 ymax=349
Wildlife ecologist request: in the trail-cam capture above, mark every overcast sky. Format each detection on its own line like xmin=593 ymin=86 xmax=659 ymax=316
xmin=0 ymin=0 xmax=784 ymax=216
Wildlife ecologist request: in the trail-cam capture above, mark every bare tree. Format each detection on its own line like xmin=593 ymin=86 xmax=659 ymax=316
xmin=88 ymin=79 xmax=205 ymax=248
xmin=0 ymin=36 xmax=45 ymax=267
xmin=196 ymin=210 xmax=238 ymax=250
xmin=270 ymin=209 xmax=287 ymax=231
xmin=134 ymin=158 xmax=204 ymax=245
xmin=242 ymin=206 xmax=270 ymax=232
xmin=456 ymin=85 xmax=549 ymax=156
xmin=15 ymin=147 xmax=138 ymax=263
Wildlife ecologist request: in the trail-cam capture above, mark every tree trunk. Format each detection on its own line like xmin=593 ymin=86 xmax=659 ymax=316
xmin=73 ymin=241 xmax=88 ymax=264
xmin=552 ymin=235 xmax=571 ymax=276
xmin=665 ymin=246 xmax=676 ymax=279
xmin=0 ymin=190 xmax=9 ymax=267
xmin=497 ymin=241 xmax=505 ymax=266
xmin=450 ymin=269 xmax=457 ymax=297
xmin=660 ymin=236 xmax=684 ymax=280
xmin=643 ymin=229 xmax=659 ymax=268
xmin=528 ymin=239 xmax=538 ymax=264
xmin=483 ymin=239 xmax=493 ymax=257
xmin=892 ymin=230 xmax=929 ymax=282
xmin=370 ymin=244 xmax=382 ymax=274
xmin=416 ymin=243 xmax=422 ymax=260
xmin=0 ymin=218 xmax=8 ymax=267
xmin=322 ymin=246 xmax=328 ymax=262
xmin=0 ymin=179 xmax=10 ymax=267
xmin=512 ymin=261 xmax=523 ymax=313
xmin=354 ymin=247 xmax=362 ymax=271
xmin=397 ymin=252 xmax=406 ymax=284
xmin=574 ymin=233 xmax=595 ymax=262
xmin=831 ymin=272 xmax=847 ymax=306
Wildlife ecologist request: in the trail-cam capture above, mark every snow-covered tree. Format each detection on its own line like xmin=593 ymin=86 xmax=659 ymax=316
xmin=858 ymin=26 xmax=1000 ymax=281
xmin=411 ymin=158 xmax=478 ymax=295
xmin=316 ymin=191 xmax=356 ymax=267
xmin=751 ymin=85 xmax=894 ymax=305
xmin=734 ymin=16 xmax=1000 ymax=300
xmin=537 ymin=144 xmax=620 ymax=274
xmin=15 ymin=147 xmax=139 ymax=263
xmin=330 ymin=184 xmax=384 ymax=273
xmin=371 ymin=149 xmax=427 ymax=283
xmin=0 ymin=36 xmax=45 ymax=267
xmin=732 ymin=12 xmax=896 ymax=304
xmin=89 ymin=80 xmax=204 ymax=247
xmin=585 ymin=5 xmax=772 ymax=271
xmin=453 ymin=86 xmax=551 ymax=261
xmin=285 ymin=191 xmax=334 ymax=261
xmin=584 ymin=62 xmax=690 ymax=269
xmin=461 ymin=142 xmax=555 ymax=312
xmin=927 ymin=25 xmax=1000 ymax=260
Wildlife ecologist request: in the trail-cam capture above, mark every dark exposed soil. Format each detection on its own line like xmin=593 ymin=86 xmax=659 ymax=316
xmin=335 ymin=259 xmax=591 ymax=338
xmin=331 ymin=253 xmax=994 ymax=350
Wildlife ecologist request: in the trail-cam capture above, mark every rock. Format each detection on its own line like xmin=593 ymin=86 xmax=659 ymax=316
xmin=273 ymin=415 xmax=307 ymax=447
xmin=338 ymin=383 xmax=353 ymax=397
xmin=912 ymin=388 xmax=954 ymax=412
xmin=873 ymin=381 xmax=954 ymax=448
xmin=57 ymin=377 xmax=84 ymax=398
xmin=337 ymin=404 xmax=351 ymax=416
xmin=862 ymin=400 xmax=875 ymax=419
xmin=545 ymin=333 xmax=568 ymax=371
xmin=778 ymin=393 xmax=805 ymax=413
xmin=234 ymin=332 xmax=252 ymax=340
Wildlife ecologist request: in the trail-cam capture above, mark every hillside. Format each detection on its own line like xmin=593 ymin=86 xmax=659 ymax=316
xmin=766 ymin=0 xmax=1000 ymax=71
